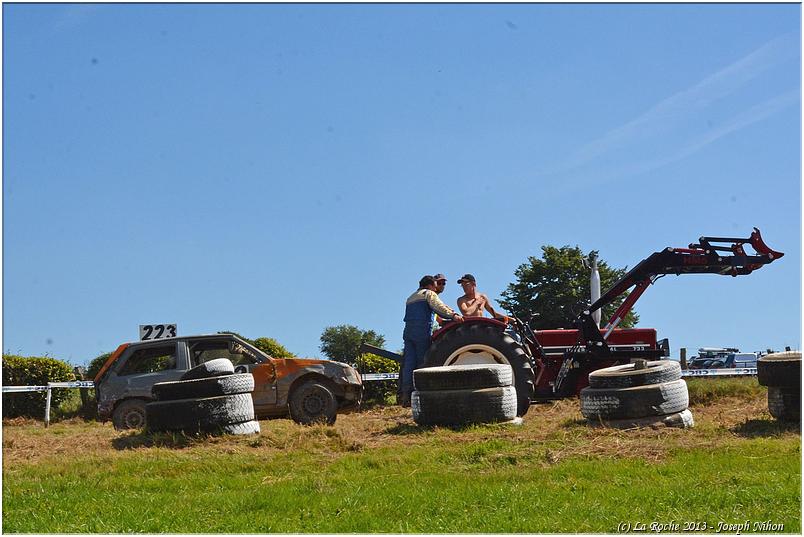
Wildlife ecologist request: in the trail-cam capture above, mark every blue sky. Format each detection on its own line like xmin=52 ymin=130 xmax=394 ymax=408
xmin=3 ymin=3 xmax=800 ymax=366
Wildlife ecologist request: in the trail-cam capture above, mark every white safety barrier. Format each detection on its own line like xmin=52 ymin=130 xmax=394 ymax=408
xmin=681 ymin=368 xmax=757 ymax=377
xmin=361 ymin=373 xmax=399 ymax=381
xmin=2 ymin=381 xmax=95 ymax=427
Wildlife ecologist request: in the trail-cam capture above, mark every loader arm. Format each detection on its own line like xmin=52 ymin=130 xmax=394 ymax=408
xmin=552 ymin=228 xmax=783 ymax=395
xmin=588 ymin=227 xmax=783 ymax=337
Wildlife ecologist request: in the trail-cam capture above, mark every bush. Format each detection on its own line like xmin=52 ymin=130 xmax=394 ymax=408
xmin=86 ymin=351 xmax=113 ymax=381
xmin=2 ymin=354 xmax=75 ymax=418
xmin=252 ymin=337 xmax=294 ymax=358
xmin=355 ymin=353 xmax=399 ymax=406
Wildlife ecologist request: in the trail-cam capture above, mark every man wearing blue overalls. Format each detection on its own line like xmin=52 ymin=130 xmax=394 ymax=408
xmin=398 ymin=275 xmax=464 ymax=407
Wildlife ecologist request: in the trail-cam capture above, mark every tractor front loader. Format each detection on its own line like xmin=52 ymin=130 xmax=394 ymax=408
xmin=422 ymin=228 xmax=784 ymax=417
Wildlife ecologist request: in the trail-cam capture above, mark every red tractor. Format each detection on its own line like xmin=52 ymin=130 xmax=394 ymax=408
xmin=417 ymin=228 xmax=783 ymax=416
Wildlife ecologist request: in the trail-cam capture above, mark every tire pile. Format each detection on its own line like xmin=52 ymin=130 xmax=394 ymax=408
xmin=580 ymin=360 xmax=693 ymax=429
xmin=411 ymin=364 xmax=518 ymax=426
xmin=146 ymin=359 xmax=260 ymax=435
xmin=757 ymin=351 xmax=801 ymax=422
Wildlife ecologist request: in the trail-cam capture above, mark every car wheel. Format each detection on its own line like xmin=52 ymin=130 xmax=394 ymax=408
xmin=288 ymin=380 xmax=338 ymax=426
xmin=112 ymin=399 xmax=148 ymax=430
xmin=412 ymin=386 xmax=517 ymax=426
xmin=180 ymin=358 xmax=235 ymax=381
xmin=413 ymin=364 xmax=513 ymax=391
xmin=588 ymin=360 xmax=681 ymax=389
xmin=423 ymin=323 xmax=534 ymax=416
xmin=580 ymin=379 xmax=689 ymax=420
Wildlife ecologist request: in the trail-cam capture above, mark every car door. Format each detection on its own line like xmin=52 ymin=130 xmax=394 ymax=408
xmin=185 ymin=337 xmax=278 ymax=408
xmin=111 ymin=342 xmax=183 ymax=398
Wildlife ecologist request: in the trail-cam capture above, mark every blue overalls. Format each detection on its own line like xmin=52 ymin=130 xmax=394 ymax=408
xmin=399 ymin=291 xmax=439 ymax=399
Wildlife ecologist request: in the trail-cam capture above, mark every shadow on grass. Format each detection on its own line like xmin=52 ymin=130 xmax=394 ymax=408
xmin=731 ymin=418 xmax=801 ymax=438
xmin=112 ymin=430 xmax=206 ymax=450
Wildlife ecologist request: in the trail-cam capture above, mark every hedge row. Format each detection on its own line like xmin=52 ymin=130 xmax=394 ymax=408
xmin=2 ymin=355 xmax=75 ymax=418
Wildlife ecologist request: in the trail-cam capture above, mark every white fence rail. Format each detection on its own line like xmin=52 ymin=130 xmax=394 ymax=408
xmin=2 ymin=381 xmax=95 ymax=427
xmin=681 ymin=368 xmax=757 ymax=377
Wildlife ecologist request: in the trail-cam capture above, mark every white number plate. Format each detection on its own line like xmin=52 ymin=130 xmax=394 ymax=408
xmin=139 ymin=324 xmax=177 ymax=341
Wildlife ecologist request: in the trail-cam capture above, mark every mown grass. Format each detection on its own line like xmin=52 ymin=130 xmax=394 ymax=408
xmin=2 ymin=378 xmax=800 ymax=534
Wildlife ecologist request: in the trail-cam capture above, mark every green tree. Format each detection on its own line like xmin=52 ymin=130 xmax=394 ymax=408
xmin=252 ymin=337 xmax=294 ymax=358
xmin=499 ymin=245 xmax=639 ymax=330
xmin=319 ymin=325 xmax=385 ymax=365
xmin=86 ymin=352 xmax=113 ymax=380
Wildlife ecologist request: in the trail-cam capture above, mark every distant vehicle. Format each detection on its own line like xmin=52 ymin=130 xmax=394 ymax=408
xmin=708 ymin=352 xmax=759 ymax=369
xmin=688 ymin=347 xmax=740 ymax=369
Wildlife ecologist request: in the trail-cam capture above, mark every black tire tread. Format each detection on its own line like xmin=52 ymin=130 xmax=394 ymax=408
xmin=588 ymin=360 xmax=681 ymax=389
xmin=288 ymin=380 xmax=338 ymax=426
xmin=413 ymin=364 xmax=513 ymax=391
xmin=180 ymin=358 xmax=235 ymax=381
xmin=412 ymin=386 xmax=517 ymax=426
xmin=424 ymin=323 xmax=534 ymax=416
xmin=580 ymin=379 xmax=689 ymax=420
xmin=757 ymin=352 xmax=801 ymax=388
xmin=767 ymin=386 xmax=801 ymax=422
xmin=146 ymin=393 xmax=255 ymax=432
xmin=152 ymin=373 xmax=254 ymax=401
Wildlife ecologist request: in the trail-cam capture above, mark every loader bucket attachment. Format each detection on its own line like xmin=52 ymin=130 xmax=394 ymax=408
xmin=750 ymin=227 xmax=784 ymax=260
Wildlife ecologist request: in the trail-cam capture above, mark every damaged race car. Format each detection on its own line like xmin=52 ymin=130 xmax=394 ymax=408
xmin=94 ymin=333 xmax=362 ymax=429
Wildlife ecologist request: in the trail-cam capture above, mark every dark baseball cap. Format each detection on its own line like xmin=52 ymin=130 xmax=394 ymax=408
xmin=419 ymin=275 xmax=436 ymax=288
xmin=457 ymin=274 xmax=476 ymax=284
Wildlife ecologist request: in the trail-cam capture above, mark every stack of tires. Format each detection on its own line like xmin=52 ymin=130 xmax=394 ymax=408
xmin=757 ymin=351 xmax=801 ymax=422
xmin=580 ymin=360 xmax=693 ymax=429
xmin=411 ymin=364 xmax=518 ymax=426
xmin=146 ymin=359 xmax=260 ymax=435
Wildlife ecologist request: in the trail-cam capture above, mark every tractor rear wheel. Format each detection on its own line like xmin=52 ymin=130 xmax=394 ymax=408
xmin=423 ymin=323 xmax=535 ymax=416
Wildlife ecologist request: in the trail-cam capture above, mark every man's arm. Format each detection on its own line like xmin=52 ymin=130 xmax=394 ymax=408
xmin=426 ymin=290 xmax=463 ymax=321
xmin=482 ymin=294 xmax=509 ymax=323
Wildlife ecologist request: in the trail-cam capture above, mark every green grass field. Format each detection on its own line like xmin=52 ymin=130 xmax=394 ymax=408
xmin=2 ymin=377 xmax=800 ymax=533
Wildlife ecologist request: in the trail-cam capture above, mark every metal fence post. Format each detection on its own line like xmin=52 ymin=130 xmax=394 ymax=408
xmin=44 ymin=386 xmax=52 ymax=428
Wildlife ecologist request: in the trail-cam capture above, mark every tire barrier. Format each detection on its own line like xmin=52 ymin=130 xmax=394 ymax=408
xmin=423 ymin=323 xmax=535 ymax=417
xmin=147 ymin=361 xmax=259 ymax=435
xmin=411 ymin=364 xmax=518 ymax=426
xmin=758 ymin=351 xmax=801 ymax=422
xmin=580 ymin=360 xmax=693 ymax=429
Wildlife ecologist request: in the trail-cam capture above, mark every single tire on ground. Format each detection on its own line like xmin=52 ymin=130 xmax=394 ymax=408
xmin=152 ymin=373 xmax=255 ymax=401
xmin=587 ymin=409 xmax=694 ymax=429
xmin=580 ymin=379 xmax=689 ymax=420
xmin=588 ymin=360 xmax=681 ymax=389
xmin=767 ymin=386 xmax=801 ymax=422
xmin=146 ymin=393 xmax=255 ymax=432
xmin=757 ymin=351 xmax=801 ymax=388
xmin=180 ymin=358 xmax=235 ymax=381
xmin=288 ymin=380 xmax=338 ymax=425
xmin=423 ymin=322 xmax=534 ymax=417
xmin=413 ymin=364 xmax=513 ymax=391
xmin=112 ymin=399 xmax=148 ymax=430
xmin=217 ymin=420 xmax=261 ymax=435
xmin=412 ymin=386 xmax=517 ymax=426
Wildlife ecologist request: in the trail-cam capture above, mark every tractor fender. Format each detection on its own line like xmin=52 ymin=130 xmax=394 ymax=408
xmin=432 ymin=317 xmax=507 ymax=341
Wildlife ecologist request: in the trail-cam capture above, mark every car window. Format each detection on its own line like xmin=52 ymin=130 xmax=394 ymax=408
xmin=118 ymin=345 xmax=177 ymax=376
xmin=188 ymin=339 xmax=259 ymax=368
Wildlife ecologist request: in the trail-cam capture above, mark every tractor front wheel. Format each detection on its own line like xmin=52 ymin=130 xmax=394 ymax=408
xmin=423 ymin=323 xmax=535 ymax=416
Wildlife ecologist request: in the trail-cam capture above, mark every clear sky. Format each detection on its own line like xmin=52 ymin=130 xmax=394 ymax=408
xmin=3 ymin=3 xmax=801 ymax=366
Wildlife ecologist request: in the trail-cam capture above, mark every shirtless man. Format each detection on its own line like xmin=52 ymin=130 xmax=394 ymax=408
xmin=456 ymin=274 xmax=510 ymax=322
